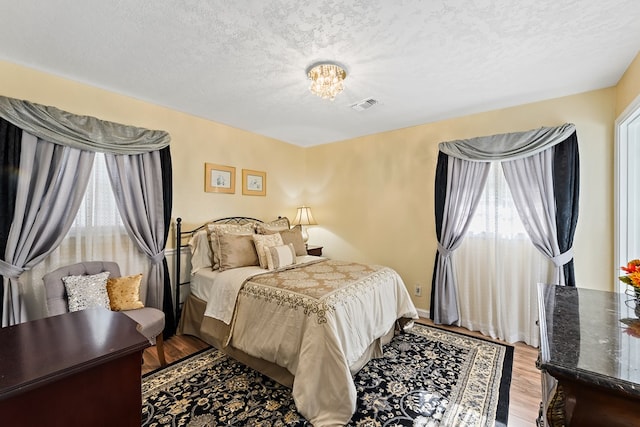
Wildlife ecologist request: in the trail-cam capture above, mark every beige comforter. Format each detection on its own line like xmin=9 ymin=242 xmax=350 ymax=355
xmin=213 ymin=259 xmax=418 ymax=426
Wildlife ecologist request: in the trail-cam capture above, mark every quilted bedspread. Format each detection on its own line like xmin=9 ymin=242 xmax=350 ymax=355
xmin=222 ymin=259 xmax=418 ymax=426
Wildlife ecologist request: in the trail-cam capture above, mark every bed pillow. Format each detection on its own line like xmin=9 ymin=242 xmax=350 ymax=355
xmin=279 ymin=225 xmax=307 ymax=256
xmin=218 ymin=233 xmax=260 ymax=271
xmin=189 ymin=229 xmax=213 ymax=273
xmin=106 ymin=274 xmax=144 ymax=311
xmin=62 ymin=271 xmax=111 ymax=312
xmin=252 ymin=233 xmax=284 ymax=269
xmin=207 ymin=223 xmax=256 ymax=270
xmin=266 ymin=243 xmax=297 ymax=270
xmin=256 ymin=217 xmax=290 ymax=233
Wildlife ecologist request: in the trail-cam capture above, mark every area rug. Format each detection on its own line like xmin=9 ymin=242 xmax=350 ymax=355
xmin=142 ymin=324 xmax=513 ymax=426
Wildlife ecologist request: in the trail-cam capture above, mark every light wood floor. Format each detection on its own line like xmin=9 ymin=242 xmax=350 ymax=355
xmin=142 ymin=319 xmax=541 ymax=426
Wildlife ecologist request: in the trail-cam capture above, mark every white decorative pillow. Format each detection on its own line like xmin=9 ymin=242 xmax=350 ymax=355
xmin=266 ymin=244 xmax=297 ymax=270
xmin=256 ymin=217 xmax=290 ymax=233
xmin=188 ymin=229 xmax=212 ymax=273
xmin=62 ymin=271 xmax=111 ymax=312
xmin=252 ymin=233 xmax=284 ymax=269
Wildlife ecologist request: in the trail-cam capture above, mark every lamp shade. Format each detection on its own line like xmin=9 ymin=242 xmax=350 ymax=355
xmin=292 ymin=206 xmax=317 ymax=226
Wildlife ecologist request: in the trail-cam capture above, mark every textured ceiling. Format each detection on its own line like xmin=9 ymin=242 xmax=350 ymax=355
xmin=0 ymin=0 xmax=638 ymax=147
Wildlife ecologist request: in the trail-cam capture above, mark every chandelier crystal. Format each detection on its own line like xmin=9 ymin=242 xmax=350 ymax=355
xmin=306 ymin=62 xmax=347 ymax=101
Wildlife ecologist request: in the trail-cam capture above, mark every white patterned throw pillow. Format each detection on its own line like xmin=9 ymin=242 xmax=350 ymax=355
xmin=252 ymin=233 xmax=284 ymax=269
xmin=62 ymin=271 xmax=111 ymax=312
xmin=266 ymin=243 xmax=297 ymax=270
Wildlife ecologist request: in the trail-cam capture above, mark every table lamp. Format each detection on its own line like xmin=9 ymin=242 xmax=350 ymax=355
xmin=291 ymin=206 xmax=317 ymax=244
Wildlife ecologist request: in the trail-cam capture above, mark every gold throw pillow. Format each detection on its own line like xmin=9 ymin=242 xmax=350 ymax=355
xmin=107 ymin=274 xmax=144 ymax=311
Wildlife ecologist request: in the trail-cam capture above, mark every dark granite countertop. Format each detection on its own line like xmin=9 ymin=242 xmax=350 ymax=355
xmin=537 ymin=284 xmax=640 ymax=397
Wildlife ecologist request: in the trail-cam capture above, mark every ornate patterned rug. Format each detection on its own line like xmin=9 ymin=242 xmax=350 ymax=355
xmin=142 ymin=324 xmax=513 ymax=426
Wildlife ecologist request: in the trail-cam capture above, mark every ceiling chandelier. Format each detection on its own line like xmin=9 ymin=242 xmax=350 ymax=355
xmin=306 ymin=62 xmax=347 ymax=101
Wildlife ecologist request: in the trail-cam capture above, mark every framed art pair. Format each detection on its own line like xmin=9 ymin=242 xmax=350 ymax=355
xmin=204 ymin=163 xmax=266 ymax=196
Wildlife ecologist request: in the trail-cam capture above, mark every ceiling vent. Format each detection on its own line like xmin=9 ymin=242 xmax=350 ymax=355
xmin=350 ymin=98 xmax=378 ymax=112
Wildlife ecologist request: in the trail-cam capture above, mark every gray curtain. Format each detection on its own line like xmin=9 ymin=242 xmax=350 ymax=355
xmin=0 ymin=96 xmax=170 ymax=154
xmin=439 ymin=123 xmax=575 ymax=161
xmin=502 ymin=150 xmax=569 ymax=284
xmin=0 ymin=95 xmax=171 ymax=327
xmin=432 ymin=123 xmax=578 ymax=325
xmin=433 ymin=156 xmax=490 ymax=324
xmin=105 ymin=151 xmax=166 ymax=310
xmin=0 ymin=132 xmax=94 ymax=326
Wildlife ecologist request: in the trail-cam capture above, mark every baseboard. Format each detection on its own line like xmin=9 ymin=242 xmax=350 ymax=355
xmin=416 ymin=308 xmax=430 ymax=319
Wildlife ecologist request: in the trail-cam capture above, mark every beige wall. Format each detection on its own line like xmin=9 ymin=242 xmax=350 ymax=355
xmin=616 ymin=52 xmax=640 ymax=116
xmin=0 ymin=61 xmax=307 ymax=247
xmin=0 ymin=60 xmax=622 ymax=317
xmin=306 ymin=88 xmax=617 ymax=312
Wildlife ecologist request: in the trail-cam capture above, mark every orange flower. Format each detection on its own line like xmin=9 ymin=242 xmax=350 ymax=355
xmin=622 ymin=259 xmax=640 ymax=274
xmin=619 ymin=260 xmax=640 ymax=288
xmin=630 ymin=272 xmax=640 ymax=288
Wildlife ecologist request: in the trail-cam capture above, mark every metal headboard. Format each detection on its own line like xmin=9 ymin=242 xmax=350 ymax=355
xmin=174 ymin=216 xmax=287 ymax=327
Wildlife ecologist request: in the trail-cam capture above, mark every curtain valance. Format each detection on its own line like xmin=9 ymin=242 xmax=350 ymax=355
xmin=0 ymin=96 xmax=170 ymax=155
xmin=439 ymin=123 xmax=575 ymax=161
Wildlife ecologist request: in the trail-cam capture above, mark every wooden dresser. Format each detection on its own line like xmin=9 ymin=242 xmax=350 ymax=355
xmin=537 ymin=284 xmax=640 ymax=426
xmin=0 ymin=308 xmax=149 ymax=426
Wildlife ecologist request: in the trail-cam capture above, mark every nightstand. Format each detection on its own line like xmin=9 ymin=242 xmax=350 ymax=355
xmin=306 ymin=245 xmax=323 ymax=256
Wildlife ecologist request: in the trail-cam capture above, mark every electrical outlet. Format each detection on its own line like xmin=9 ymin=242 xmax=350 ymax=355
xmin=415 ymin=285 xmax=422 ymax=296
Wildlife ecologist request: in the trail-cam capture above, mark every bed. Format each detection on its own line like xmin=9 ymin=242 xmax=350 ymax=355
xmin=174 ymin=216 xmax=418 ymax=426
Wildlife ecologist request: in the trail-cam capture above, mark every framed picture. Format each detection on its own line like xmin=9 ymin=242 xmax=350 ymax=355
xmin=242 ymin=169 xmax=266 ymax=196
xmin=204 ymin=163 xmax=235 ymax=194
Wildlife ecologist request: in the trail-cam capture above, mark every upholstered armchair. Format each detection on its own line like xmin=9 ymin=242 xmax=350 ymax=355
xmin=43 ymin=261 xmax=166 ymax=366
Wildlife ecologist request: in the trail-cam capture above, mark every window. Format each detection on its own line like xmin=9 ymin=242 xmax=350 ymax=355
xmin=615 ymin=96 xmax=640 ymax=381
xmin=25 ymin=153 xmax=147 ymax=320
xmin=466 ymin=162 xmax=528 ymax=239
xmin=70 ymin=153 xmax=124 ymax=233
xmin=454 ymin=162 xmax=553 ymax=346
xmin=616 ymin=97 xmax=640 ymax=289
